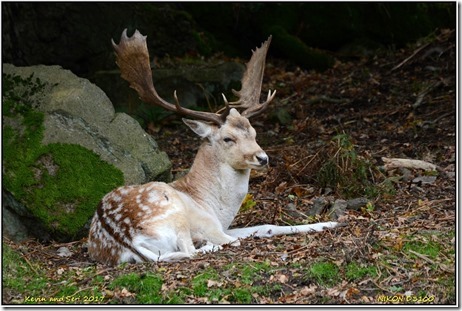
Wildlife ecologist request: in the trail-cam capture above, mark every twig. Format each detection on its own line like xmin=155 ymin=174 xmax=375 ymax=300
xmin=299 ymin=150 xmax=321 ymax=173
xmin=413 ymin=81 xmax=443 ymax=108
xmin=280 ymin=93 xmax=299 ymax=105
xmin=21 ymin=253 xmax=40 ymax=276
xmin=68 ymin=286 xmax=95 ymax=298
xmin=76 ymin=267 xmax=115 ymax=286
xmin=370 ymin=279 xmax=395 ymax=295
xmin=423 ymin=111 xmax=454 ymax=125
xmin=390 ymin=42 xmax=431 ymax=72
xmin=407 ymin=249 xmax=436 ymax=265
xmin=305 ymin=95 xmax=351 ymax=105
xmin=52 ymin=240 xmax=83 ymax=248
xmin=381 ymin=157 xmax=437 ymax=171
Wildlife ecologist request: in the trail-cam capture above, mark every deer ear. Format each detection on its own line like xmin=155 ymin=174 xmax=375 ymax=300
xmin=182 ymin=118 xmax=215 ymax=138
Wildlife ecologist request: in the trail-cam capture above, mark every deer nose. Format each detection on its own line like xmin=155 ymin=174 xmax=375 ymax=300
xmin=256 ymin=154 xmax=268 ymax=166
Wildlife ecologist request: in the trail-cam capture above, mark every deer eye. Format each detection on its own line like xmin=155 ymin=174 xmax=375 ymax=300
xmin=223 ymin=137 xmax=235 ymax=143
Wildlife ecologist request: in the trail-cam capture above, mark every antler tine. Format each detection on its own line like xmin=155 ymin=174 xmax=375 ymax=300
xmin=242 ymin=89 xmax=277 ymax=118
xmin=112 ymin=29 xmax=227 ymax=125
xmin=227 ymin=35 xmax=276 ymax=118
xmin=215 ymin=93 xmax=232 ymax=115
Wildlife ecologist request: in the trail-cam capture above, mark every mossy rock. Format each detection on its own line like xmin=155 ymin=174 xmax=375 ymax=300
xmin=2 ymin=66 xmax=171 ymax=242
xmin=3 ymin=64 xmax=172 ymax=185
xmin=3 ymin=74 xmax=124 ymax=241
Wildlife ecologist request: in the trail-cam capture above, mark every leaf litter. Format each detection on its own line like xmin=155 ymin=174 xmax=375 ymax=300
xmin=2 ymin=29 xmax=455 ymax=305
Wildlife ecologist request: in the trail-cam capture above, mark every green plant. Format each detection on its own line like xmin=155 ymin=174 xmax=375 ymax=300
xmin=2 ymin=243 xmax=48 ymax=302
xmin=239 ymin=193 xmax=257 ymax=212
xmin=316 ymin=133 xmax=392 ymax=199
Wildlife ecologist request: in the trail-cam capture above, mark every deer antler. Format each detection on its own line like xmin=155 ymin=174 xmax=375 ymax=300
xmin=112 ymin=29 xmax=229 ymax=125
xmin=219 ymin=36 xmax=276 ymax=118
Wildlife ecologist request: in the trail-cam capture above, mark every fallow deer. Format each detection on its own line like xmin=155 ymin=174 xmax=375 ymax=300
xmin=87 ymin=29 xmax=337 ymax=265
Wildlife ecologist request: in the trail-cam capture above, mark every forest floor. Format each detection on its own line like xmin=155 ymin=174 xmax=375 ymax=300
xmin=2 ymin=29 xmax=456 ymax=305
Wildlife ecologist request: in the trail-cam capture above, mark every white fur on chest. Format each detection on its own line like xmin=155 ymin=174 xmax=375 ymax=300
xmin=213 ymin=166 xmax=250 ymax=229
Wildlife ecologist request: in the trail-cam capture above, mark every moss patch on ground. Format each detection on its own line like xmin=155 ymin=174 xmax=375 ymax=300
xmin=2 ymin=242 xmax=49 ymax=302
xmin=2 ymin=73 xmax=124 ymax=241
xmin=1 ymin=225 xmax=455 ymax=304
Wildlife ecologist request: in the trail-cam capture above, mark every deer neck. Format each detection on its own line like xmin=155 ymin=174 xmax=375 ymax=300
xmin=171 ymin=142 xmax=250 ymax=229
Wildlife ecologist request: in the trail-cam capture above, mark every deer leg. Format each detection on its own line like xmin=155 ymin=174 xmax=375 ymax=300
xmin=131 ymin=232 xmax=196 ymax=262
xmin=209 ymin=228 xmax=240 ymax=246
xmin=198 ymin=226 xmax=240 ymax=247
xmin=193 ymin=237 xmax=238 ymax=256
xmin=226 ymin=222 xmax=338 ymax=239
xmin=189 ymin=208 xmax=241 ymax=247
xmin=195 ymin=241 xmax=223 ymax=254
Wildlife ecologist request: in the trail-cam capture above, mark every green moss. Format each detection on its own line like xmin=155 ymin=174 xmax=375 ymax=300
xmin=107 ymin=261 xmax=280 ymax=304
xmin=238 ymin=261 xmax=272 ymax=285
xmin=345 ymin=262 xmax=377 ymax=281
xmin=2 ymin=73 xmax=124 ymax=241
xmin=192 ymin=268 xmax=221 ymax=297
xmin=230 ymin=288 xmax=253 ymax=304
xmin=110 ymin=273 xmax=164 ymax=304
xmin=30 ymin=143 xmax=124 ymax=239
xmin=188 ymin=263 xmax=276 ymax=303
xmin=403 ymin=240 xmax=440 ymax=260
xmin=109 ymin=264 xmax=274 ymax=304
xmin=307 ymin=261 xmax=340 ymax=287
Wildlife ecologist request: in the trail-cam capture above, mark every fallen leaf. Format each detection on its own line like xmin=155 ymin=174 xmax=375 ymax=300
xmin=278 ymin=274 xmax=289 ymax=283
xmin=275 ymin=182 xmax=288 ymax=194
xmin=115 ymin=288 xmax=135 ymax=299
xmin=207 ymin=280 xmax=223 ymax=288
xmin=300 ymin=285 xmax=317 ymax=295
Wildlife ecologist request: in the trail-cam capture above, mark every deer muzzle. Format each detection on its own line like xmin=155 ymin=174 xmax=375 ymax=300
xmin=251 ymin=151 xmax=269 ymax=169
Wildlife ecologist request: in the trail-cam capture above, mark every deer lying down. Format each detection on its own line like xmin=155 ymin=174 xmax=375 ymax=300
xmin=87 ymin=29 xmax=337 ymax=265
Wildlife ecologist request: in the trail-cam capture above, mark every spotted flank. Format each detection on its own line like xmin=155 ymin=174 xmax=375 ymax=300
xmin=87 ymin=182 xmax=192 ymax=265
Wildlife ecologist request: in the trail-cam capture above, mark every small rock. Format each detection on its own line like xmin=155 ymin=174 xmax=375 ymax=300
xmin=286 ymin=203 xmax=297 ymax=211
xmin=330 ymin=199 xmax=347 ymax=220
xmin=412 ymin=176 xmax=437 ymax=185
xmin=399 ymin=167 xmax=412 ymax=182
xmin=309 ymin=197 xmax=330 ymax=216
xmin=346 ymin=197 xmax=369 ymax=210
xmin=57 ymin=246 xmax=73 ymax=257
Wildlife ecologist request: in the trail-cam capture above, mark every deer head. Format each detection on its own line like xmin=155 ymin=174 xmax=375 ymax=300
xmin=112 ymin=29 xmax=275 ymax=173
xmin=182 ymin=109 xmax=268 ymax=171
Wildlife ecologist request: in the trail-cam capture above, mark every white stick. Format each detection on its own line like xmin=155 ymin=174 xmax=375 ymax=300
xmin=381 ymin=157 xmax=437 ymax=171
